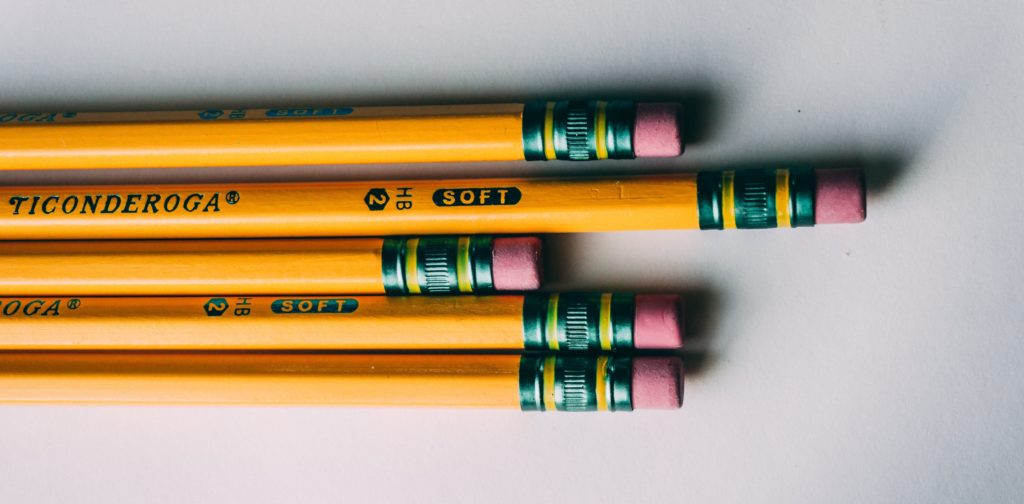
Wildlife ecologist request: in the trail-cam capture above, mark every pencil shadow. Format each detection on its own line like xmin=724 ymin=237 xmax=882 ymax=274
xmin=678 ymin=88 xmax=717 ymax=147
xmin=861 ymin=154 xmax=907 ymax=198
xmin=540 ymin=233 xmax=720 ymax=377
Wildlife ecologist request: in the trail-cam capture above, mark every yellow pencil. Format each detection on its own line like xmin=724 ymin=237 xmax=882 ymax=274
xmin=0 ymin=292 xmax=683 ymax=351
xmin=0 ymin=236 xmax=541 ymax=296
xmin=0 ymin=352 xmax=683 ymax=411
xmin=0 ymin=101 xmax=682 ymax=170
xmin=0 ymin=168 xmax=865 ymax=240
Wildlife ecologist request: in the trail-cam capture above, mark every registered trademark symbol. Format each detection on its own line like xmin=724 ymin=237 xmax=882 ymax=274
xmin=67 ymin=299 xmax=81 ymax=309
xmin=226 ymin=191 xmax=240 ymax=204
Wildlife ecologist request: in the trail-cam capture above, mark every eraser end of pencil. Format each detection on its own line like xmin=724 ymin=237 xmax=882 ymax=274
xmin=815 ymin=168 xmax=866 ymax=224
xmin=634 ymin=294 xmax=684 ymax=349
xmin=492 ymin=237 xmax=543 ymax=291
xmin=634 ymin=103 xmax=683 ymax=158
xmin=632 ymin=357 xmax=684 ymax=410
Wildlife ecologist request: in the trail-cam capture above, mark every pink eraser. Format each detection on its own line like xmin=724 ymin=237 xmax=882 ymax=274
xmin=633 ymin=294 xmax=684 ymax=349
xmin=634 ymin=103 xmax=683 ymax=158
xmin=632 ymin=357 xmax=684 ymax=410
xmin=491 ymin=237 xmax=543 ymax=291
xmin=815 ymin=168 xmax=866 ymax=224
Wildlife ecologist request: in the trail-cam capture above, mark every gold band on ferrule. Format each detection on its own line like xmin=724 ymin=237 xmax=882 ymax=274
xmin=775 ymin=169 xmax=792 ymax=228
xmin=595 ymin=101 xmax=608 ymax=160
xmin=545 ymin=293 xmax=560 ymax=350
xmin=595 ymin=355 xmax=609 ymax=411
xmin=542 ymin=356 xmax=557 ymax=411
xmin=599 ymin=292 xmax=613 ymax=351
xmin=456 ymin=236 xmax=473 ymax=293
xmin=543 ymin=102 xmax=556 ymax=160
xmin=722 ymin=171 xmax=737 ymax=229
xmin=404 ymin=238 xmax=421 ymax=294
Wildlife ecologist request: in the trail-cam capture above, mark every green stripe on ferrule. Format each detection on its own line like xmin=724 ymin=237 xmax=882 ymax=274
xmin=697 ymin=171 xmax=724 ymax=230
xmin=380 ymin=236 xmax=494 ymax=294
xmin=380 ymin=239 xmax=407 ymax=294
xmin=469 ymin=238 xmax=495 ymax=291
xmin=521 ymin=102 xmax=547 ymax=161
xmin=789 ymin=167 xmax=815 ymax=227
xmin=521 ymin=100 xmax=636 ymax=161
xmin=521 ymin=293 xmax=548 ymax=349
xmin=518 ymin=356 xmax=544 ymax=411
xmin=606 ymin=357 xmax=634 ymax=411
xmin=520 ymin=292 xmax=635 ymax=351
xmin=604 ymin=101 xmax=636 ymax=160
xmin=518 ymin=355 xmax=634 ymax=412
xmin=610 ymin=293 xmax=636 ymax=350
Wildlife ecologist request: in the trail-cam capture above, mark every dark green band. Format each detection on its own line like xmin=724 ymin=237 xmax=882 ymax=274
xmin=607 ymin=357 xmax=634 ymax=412
xmin=470 ymin=238 xmax=495 ymax=291
xmin=610 ymin=293 xmax=636 ymax=350
xmin=380 ymin=239 xmax=406 ymax=295
xmin=790 ymin=167 xmax=816 ymax=227
xmin=518 ymin=355 xmax=634 ymax=412
xmin=380 ymin=236 xmax=495 ymax=294
xmin=604 ymin=100 xmax=636 ymax=159
xmin=521 ymin=102 xmax=547 ymax=161
xmin=521 ymin=293 xmax=548 ymax=349
xmin=697 ymin=171 xmax=723 ymax=230
xmin=518 ymin=356 xmax=544 ymax=411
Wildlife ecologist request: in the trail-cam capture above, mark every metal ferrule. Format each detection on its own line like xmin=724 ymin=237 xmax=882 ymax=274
xmin=697 ymin=167 xmax=816 ymax=229
xmin=522 ymin=100 xmax=636 ymax=161
xmin=381 ymin=236 xmax=494 ymax=294
xmin=521 ymin=292 xmax=635 ymax=351
xmin=519 ymin=355 xmax=633 ymax=412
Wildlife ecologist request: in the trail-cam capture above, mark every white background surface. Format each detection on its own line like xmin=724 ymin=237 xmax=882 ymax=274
xmin=1 ymin=1 xmax=1023 ymax=502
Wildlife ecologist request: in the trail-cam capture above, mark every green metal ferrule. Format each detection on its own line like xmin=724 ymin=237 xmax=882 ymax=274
xmin=521 ymin=292 xmax=635 ymax=351
xmin=733 ymin=168 xmax=777 ymax=228
xmin=380 ymin=236 xmax=494 ymax=294
xmin=695 ymin=167 xmax=817 ymax=229
xmin=521 ymin=100 xmax=636 ymax=161
xmin=519 ymin=355 xmax=634 ymax=412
